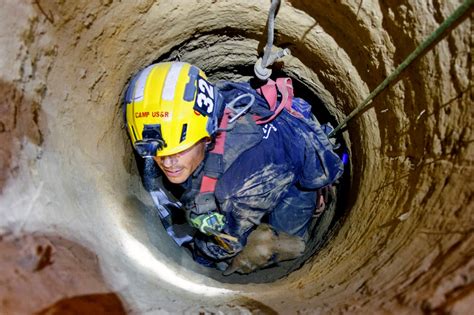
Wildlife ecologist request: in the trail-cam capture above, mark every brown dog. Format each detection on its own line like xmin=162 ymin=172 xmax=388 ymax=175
xmin=223 ymin=224 xmax=305 ymax=275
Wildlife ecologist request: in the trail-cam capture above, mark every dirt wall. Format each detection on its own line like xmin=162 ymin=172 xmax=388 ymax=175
xmin=0 ymin=0 xmax=472 ymax=314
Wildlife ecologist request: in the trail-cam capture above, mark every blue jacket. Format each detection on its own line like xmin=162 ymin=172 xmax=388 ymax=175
xmin=174 ymin=81 xmax=344 ymax=263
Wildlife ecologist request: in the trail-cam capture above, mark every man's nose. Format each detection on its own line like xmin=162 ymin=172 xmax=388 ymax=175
xmin=161 ymin=154 xmax=178 ymax=167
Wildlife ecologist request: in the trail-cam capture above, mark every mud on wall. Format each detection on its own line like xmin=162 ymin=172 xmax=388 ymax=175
xmin=0 ymin=0 xmax=472 ymax=314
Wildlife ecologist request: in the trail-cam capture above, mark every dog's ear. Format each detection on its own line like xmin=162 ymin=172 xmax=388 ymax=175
xmin=223 ymin=262 xmax=240 ymax=276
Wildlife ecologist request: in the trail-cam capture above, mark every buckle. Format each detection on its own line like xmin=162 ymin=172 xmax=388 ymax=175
xmin=134 ymin=140 xmax=163 ymax=157
xmin=194 ymin=192 xmax=217 ymax=214
xmin=204 ymin=153 xmax=224 ymax=178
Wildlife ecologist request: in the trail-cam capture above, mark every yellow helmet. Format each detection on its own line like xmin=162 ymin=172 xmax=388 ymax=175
xmin=124 ymin=62 xmax=222 ymax=157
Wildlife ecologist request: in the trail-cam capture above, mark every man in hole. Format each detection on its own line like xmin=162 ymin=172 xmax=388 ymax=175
xmin=124 ymin=62 xmax=344 ymax=274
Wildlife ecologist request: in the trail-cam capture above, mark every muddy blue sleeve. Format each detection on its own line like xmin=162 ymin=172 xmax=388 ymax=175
xmin=218 ymin=163 xmax=295 ymax=240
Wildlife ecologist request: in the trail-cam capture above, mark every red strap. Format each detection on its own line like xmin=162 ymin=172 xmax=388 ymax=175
xmin=257 ymin=79 xmax=278 ymax=111
xmin=255 ymin=78 xmax=294 ymax=125
xmin=200 ymin=108 xmax=232 ymax=193
xmin=200 ymin=175 xmax=217 ymax=193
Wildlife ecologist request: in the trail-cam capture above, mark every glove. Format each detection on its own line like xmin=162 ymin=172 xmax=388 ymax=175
xmin=189 ymin=212 xmax=226 ymax=235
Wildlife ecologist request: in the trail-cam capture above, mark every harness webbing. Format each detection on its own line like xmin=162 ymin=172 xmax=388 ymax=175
xmin=199 ymin=108 xmax=232 ymax=193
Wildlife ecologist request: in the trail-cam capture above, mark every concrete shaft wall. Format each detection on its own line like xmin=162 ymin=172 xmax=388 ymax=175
xmin=0 ymin=0 xmax=472 ymax=314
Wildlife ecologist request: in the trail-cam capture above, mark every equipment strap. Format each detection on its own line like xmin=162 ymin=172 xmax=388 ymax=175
xmin=200 ymin=108 xmax=232 ymax=193
xmin=254 ymin=77 xmax=297 ymax=125
xmin=258 ymin=79 xmax=278 ymax=111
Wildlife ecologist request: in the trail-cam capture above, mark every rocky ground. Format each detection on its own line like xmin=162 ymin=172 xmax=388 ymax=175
xmin=0 ymin=231 xmax=126 ymax=314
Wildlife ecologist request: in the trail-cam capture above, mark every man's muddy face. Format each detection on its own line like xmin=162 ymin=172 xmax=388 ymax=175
xmin=153 ymin=140 xmax=206 ymax=184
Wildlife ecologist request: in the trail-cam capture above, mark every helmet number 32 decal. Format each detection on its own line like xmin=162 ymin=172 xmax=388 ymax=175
xmin=194 ymin=76 xmax=215 ymax=117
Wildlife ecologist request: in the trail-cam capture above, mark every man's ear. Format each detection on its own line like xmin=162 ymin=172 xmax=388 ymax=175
xmin=204 ymin=137 xmax=215 ymax=151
